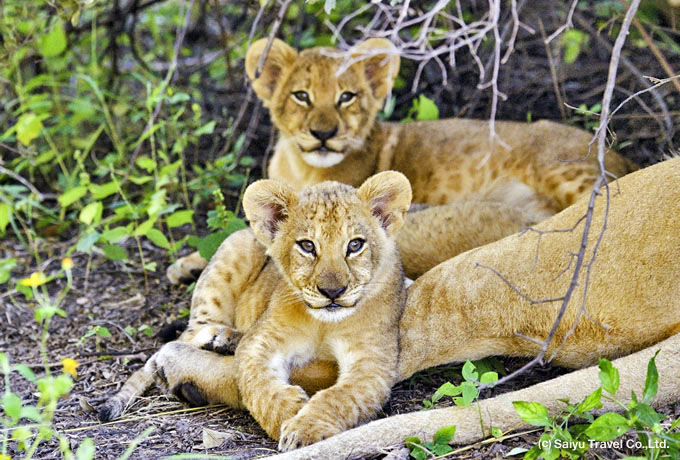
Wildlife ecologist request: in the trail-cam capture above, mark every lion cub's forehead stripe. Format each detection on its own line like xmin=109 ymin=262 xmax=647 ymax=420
xmin=294 ymin=50 xmax=361 ymax=93
xmin=292 ymin=182 xmax=369 ymax=236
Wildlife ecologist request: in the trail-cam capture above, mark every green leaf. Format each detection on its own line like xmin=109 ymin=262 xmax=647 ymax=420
xmin=0 ymin=202 xmax=10 ymax=234
xmin=76 ymin=231 xmax=101 ymax=253
xmin=146 ymin=228 xmax=170 ymax=249
xmin=461 ymin=360 xmax=478 ymax=382
xmin=16 ymin=112 xmax=43 ymax=146
xmin=197 ymin=231 xmax=230 ymax=260
xmin=3 ymin=392 xmax=22 ymax=419
xmin=90 ymin=182 xmax=119 ymax=200
xmin=135 ymin=155 xmax=156 ymax=173
xmin=167 ymin=210 xmax=194 ymax=228
xmin=133 ymin=217 xmax=157 ymax=236
xmin=58 ymin=186 xmax=88 ymax=208
xmin=39 ymin=20 xmax=67 ymax=57
xmin=460 ymin=381 xmax=478 ymax=406
xmin=576 ymin=388 xmax=602 ymax=413
xmin=415 ymin=95 xmax=439 ymax=121
xmin=404 ymin=436 xmax=426 ymax=460
xmin=643 ymin=351 xmax=659 ymax=403
xmin=432 ymin=444 xmax=453 ymax=455
xmin=13 ymin=364 xmax=36 ymax=383
xmin=512 ymin=401 xmax=551 ymax=427
xmin=480 ymin=371 xmax=498 ymax=385
xmin=561 ymin=29 xmax=589 ymax=64
xmin=95 ymin=326 xmax=112 ymax=338
xmin=194 ymin=120 xmax=216 ymax=136
xmin=19 ymin=406 xmax=41 ymax=422
xmin=76 ymin=438 xmax=95 ymax=460
xmin=584 ymin=412 xmax=630 ymax=441
xmin=0 ymin=352 xmax=9 ymax=373
xmin=79 ymin=201 xmax=103 ymax=226
xmin=101 ymin=226 xmax=130 ymax=243
xmin=433 ymin=425 xmax=456 ymax=445
xmin=102 ymin=244 xmax=127 ymax=261
xmin=432 ymin=381 xmax=461 ymax=402
xmin=491 ymin=427 xmax=503 ymax=438
xmin=522 ymin=445 xmax=541 ymax=460
xmin=598 ymin=359 xmax=620 ymax=395
xmin=138 ymin=324 xmax=153 ymax=337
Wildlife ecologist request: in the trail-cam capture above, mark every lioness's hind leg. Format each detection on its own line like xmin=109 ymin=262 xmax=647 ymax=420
xmin=167 ymin=251 xmax=208 ymax=284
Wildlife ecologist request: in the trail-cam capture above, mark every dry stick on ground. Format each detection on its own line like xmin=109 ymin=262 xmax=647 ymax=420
xmin=261 ymin=4 xmax=642 ymax=459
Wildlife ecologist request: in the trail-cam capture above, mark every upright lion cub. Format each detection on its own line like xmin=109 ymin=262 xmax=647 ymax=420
xmin=236 ymin=171 xmax=411 ymax=451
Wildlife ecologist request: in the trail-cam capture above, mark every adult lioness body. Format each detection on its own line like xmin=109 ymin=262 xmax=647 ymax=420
xmin=167 ymin=38 xmax=636 ymax=283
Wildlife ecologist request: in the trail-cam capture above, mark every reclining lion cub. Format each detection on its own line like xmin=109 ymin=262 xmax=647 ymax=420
xmin=236 ymin=171 xmax=410 ymax=450
xmin=100 ymin=171 xmax=412 ymax=452
xmin=167 ymin=37 xmax=636 ymax=283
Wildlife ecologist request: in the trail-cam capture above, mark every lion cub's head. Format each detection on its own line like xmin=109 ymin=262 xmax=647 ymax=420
xmin=245 ymin=38 xmax=400 ymax=169
xmin=243 ymin=171 xmax=411 ymax=322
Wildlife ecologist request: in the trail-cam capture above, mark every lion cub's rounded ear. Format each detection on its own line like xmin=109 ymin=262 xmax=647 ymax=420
xmin=245 ymin=38 xmax=298 ymax=106
xmin=351 ymin=39 xmax=400 ymax=100
xmin=358 ymin=171 xmax=412 ymax=236
xmin=243 ymin=179 xmax=297 ymax=244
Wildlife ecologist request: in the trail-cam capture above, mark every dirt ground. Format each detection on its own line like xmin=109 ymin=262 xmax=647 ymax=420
xmin=3 ymin=235 xmax=679 ymax=460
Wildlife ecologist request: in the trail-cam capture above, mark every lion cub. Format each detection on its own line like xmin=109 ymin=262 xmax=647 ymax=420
xmin=236 ymin=171 xmax=410 ymax=451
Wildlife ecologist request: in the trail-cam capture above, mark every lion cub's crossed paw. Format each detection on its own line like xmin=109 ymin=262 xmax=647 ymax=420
xmin=185 ymin=324 xmax=242 ymax=355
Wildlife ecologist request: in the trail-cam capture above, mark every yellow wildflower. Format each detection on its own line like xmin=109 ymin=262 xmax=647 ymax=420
xmin=0 ymin=454 xmax=12 ymax=460
xmin=20 ymin=272 xmax=47 ymax=287
xmin=61 ymin=358 xmax=79 ymax=378
xmin=61 ymin=257 xmax=74 ymax=270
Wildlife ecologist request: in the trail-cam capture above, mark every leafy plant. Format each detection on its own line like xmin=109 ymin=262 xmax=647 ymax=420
xmin=406 ymin=425 xmax=457 ymax=459
xmin=515 ymin=354 xmax=680 ymax=460
xmin=403 ymin=95 xmax=440 ymax=122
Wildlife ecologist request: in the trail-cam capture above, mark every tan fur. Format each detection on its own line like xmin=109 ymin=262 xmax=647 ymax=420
xmin=103 ymin=160 xmax=678 ymax=452
xmin=167 ymin=37 xmax=636 ymax=284
xmin=236 ymin=171 xmax=409 ymax=450
xmin=258 ymin=157 xmax=680 ymax=459
xmin=100 ymin=172 xmax=412 ymax=451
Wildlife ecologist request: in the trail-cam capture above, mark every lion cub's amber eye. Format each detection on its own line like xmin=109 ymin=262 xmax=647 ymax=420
xmin=292 ymin=91 xmax=311 ymax=104
xmin=297 ymin=240 xmax=316 ymax=255
xmin=338 ymin=91 xmax=356 ymax=105
xmin=346 ymin=238 xmax=365 ymax=255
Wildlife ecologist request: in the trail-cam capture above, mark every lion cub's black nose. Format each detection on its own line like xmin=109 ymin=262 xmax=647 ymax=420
xmin=318 ymin=286 xmax=346 ymax=300
xmin=310 ymin=127 xmax=338 ymax=142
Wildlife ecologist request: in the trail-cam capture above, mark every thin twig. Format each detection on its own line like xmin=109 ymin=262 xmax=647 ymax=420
xmin=254 ymin=0 xmax=294 ymax=79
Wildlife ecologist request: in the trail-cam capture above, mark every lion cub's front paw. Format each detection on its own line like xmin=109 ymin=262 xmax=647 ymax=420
xmin=278 ymin=413 xmax=338 ymax=452
xmin=166 ymin=252 xmax=207 ymax=284
xmin=187 ymin=324 xmax=242 ymax=355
